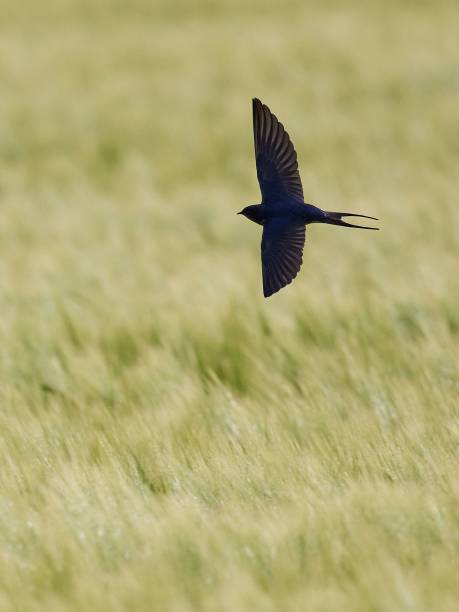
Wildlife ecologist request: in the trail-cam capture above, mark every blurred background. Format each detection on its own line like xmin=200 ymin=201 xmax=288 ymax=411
xmin=0 ymin=1 xmax=458 ymax=610
xmin=1 ymin=1 xmax=458 ymax=316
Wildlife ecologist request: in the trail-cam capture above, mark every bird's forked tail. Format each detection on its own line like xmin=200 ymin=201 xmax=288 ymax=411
xmin=323 ymin=211 xmax=379 ymax=230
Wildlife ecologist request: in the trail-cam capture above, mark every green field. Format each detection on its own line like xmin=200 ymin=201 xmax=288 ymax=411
xmin=1 ymin=1 xmax=458 ymax=610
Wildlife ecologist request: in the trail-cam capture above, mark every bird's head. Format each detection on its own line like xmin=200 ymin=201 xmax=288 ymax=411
xmin=237 ymin=204 xmax=264 ymax=225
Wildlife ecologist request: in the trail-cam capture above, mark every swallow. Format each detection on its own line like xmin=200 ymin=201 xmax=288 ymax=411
xmin=238 ymin=98 xmax=379 ymax=297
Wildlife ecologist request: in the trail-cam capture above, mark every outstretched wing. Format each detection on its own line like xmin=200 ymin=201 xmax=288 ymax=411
xmin=261 ymin=217 xmax=306 ymax=298
xmin=253 ymin=98 xmax=304 ymax=205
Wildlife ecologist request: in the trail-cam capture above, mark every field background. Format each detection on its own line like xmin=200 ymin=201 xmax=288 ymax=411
xmin=1 ymin=1 xmax=458 ymax=610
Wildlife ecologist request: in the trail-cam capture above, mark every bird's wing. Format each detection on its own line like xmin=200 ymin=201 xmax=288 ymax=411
xmin=261 ymin=217 xmax=306 ymax=297
xmin=253 ymin=98 xmax=304 ymax=205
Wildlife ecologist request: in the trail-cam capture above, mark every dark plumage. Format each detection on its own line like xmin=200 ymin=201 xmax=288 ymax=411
xmin=238 ymin=98 xmax=379 ymax=298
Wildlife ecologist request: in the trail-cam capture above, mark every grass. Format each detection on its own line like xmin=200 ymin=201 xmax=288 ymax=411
xmin=0 ymin=0 xmax=459 ymax=609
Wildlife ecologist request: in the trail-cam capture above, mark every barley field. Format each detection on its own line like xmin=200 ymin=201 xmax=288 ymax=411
xmin=0 ymin=1 xmax=458 ymax=610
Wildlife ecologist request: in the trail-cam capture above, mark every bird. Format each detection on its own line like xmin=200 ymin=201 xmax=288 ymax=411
xmin=238 ymin=98 xmax=379 ymax=298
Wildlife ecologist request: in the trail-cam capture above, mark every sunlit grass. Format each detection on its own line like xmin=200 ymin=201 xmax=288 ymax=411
xmin=0 ymin=1 xmax=458 ymax=610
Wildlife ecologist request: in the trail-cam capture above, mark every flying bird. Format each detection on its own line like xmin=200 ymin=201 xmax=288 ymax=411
xmin=238 ymin=98 xmax=379 ymax=298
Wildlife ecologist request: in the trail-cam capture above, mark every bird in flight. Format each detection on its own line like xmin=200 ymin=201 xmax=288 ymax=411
xmin=238 ymin=98 xmax=379 ymax=298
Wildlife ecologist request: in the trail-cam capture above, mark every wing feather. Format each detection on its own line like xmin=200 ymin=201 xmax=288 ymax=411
xmin=261 ymin=218 xmax=306 ymax=297
xmin=253 ymin=98 xmax=304 ymax=205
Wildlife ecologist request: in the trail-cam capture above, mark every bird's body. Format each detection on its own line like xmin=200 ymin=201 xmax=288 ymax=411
xmin=239 ymin=98 xmax=378 ymax=298
xmin=241 ymin=202 xmax=326 ymax=226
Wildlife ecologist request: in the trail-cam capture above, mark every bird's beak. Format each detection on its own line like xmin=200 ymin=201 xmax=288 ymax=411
xmin=237 ymin=211 xmax=242 ymax=215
